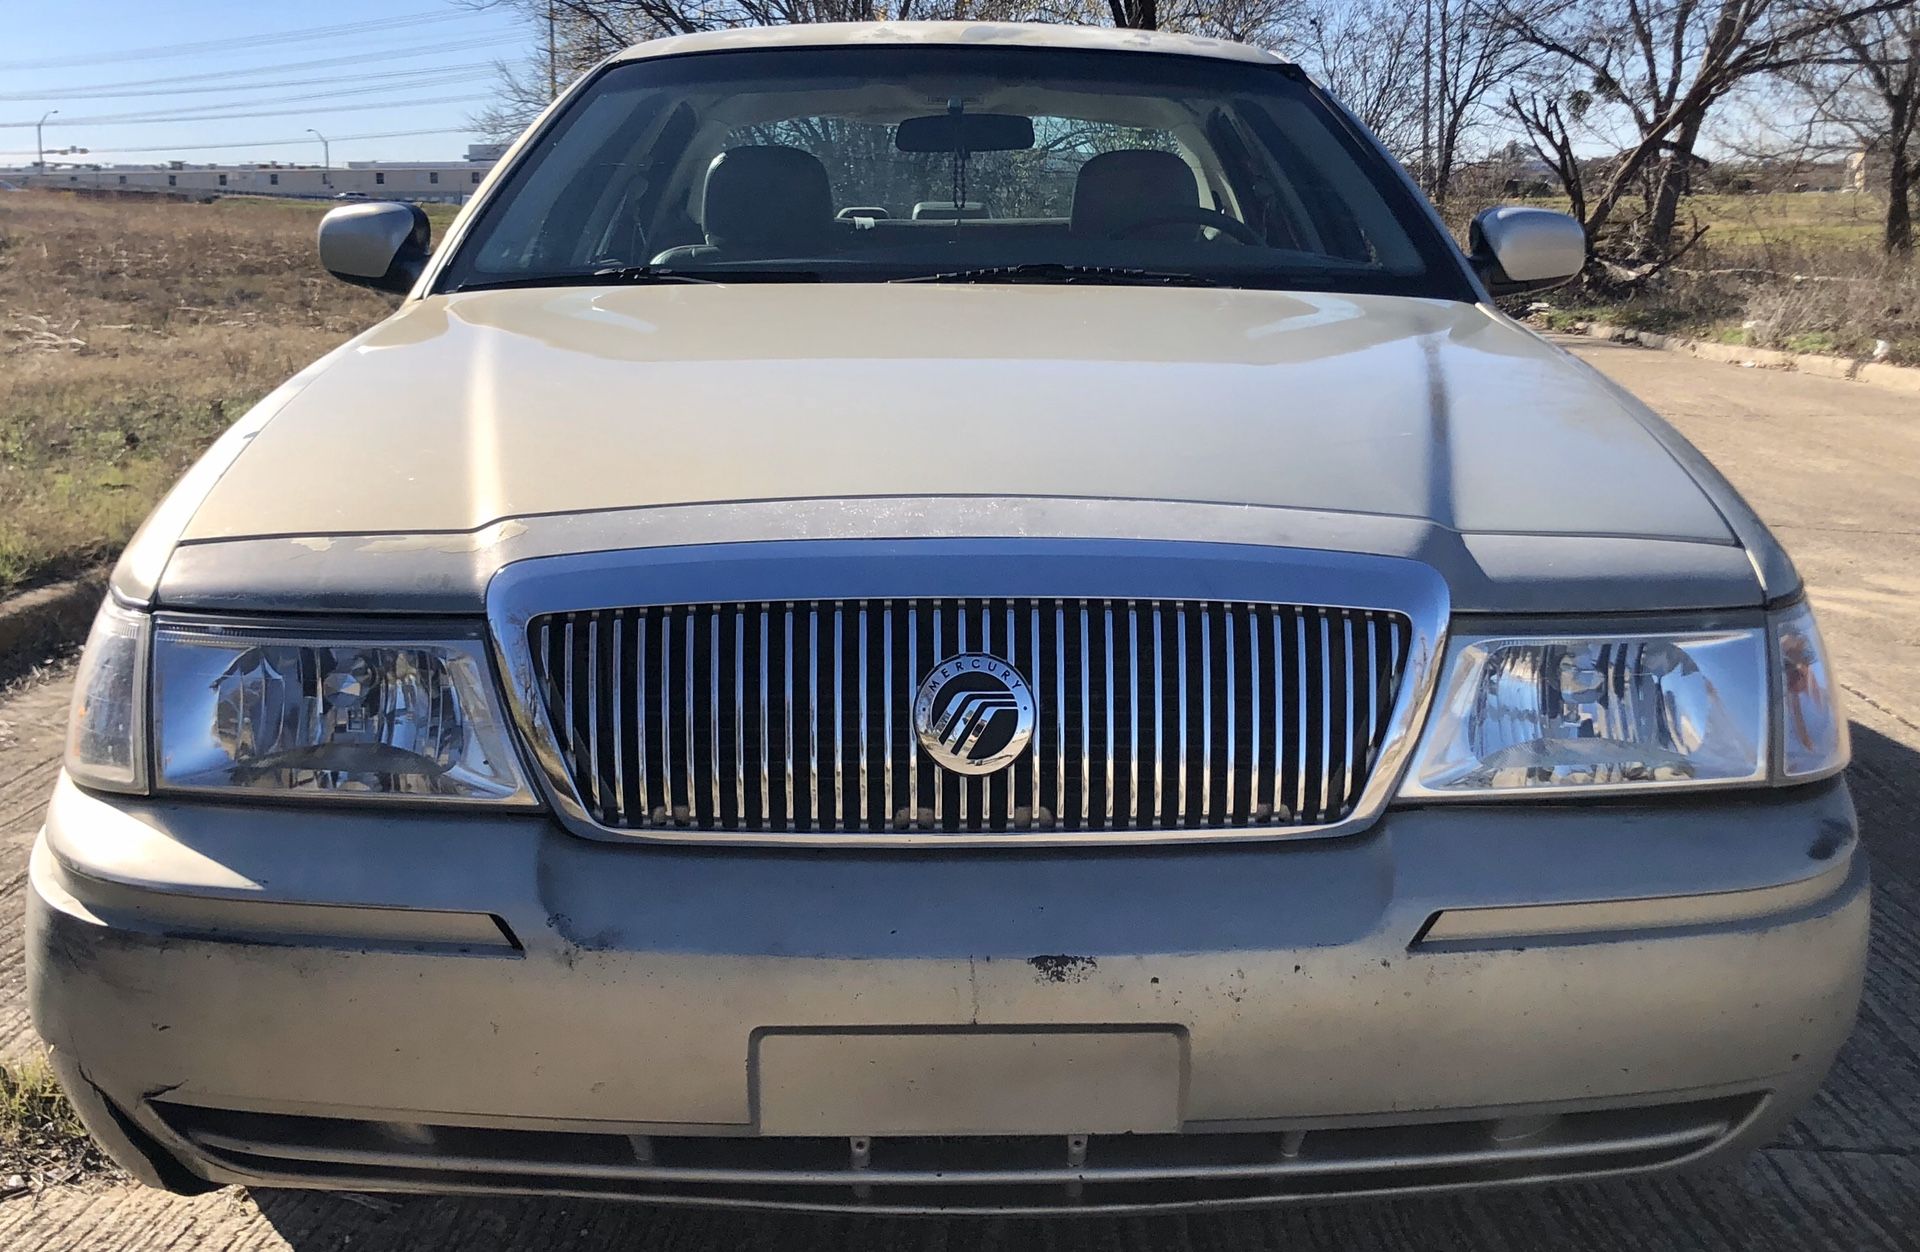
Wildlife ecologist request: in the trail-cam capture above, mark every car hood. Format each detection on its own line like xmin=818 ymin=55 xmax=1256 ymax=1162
xmin=184 ymin=284 xmax=1732 ymax=541
xmin=141 ymin=284 xmax=1785 ymax=614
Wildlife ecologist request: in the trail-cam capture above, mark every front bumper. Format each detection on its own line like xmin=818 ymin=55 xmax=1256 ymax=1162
xmin=30 ymin=773 xmax=1868 ymax=1214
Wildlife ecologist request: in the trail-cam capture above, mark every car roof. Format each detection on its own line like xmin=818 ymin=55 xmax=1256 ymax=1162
xmin=608 ymin=20 xmax=1287 ymax=68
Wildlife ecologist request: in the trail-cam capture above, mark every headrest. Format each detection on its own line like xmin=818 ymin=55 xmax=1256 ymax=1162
xmin=702 ymin=145 xmax=833 ymax=252
xmin=1069 ymin=149 xmax=1200 ymax=239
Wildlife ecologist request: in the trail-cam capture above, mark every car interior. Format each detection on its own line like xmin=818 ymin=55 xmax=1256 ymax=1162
xmin=457 ymin=54 xmax=1433 ymax=286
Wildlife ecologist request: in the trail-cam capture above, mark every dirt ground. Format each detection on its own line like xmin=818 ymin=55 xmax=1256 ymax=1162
xmin=1 ymin=338 xmax=1916 ymax=1250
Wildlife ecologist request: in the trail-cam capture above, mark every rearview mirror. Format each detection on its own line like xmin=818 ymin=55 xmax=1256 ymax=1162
xmin=318 ymin=201 xmax=431 ymax=294
xmin=1469 ymin=206 xmax=1586 ymax=298
xmin=896 ymin=113 xmax=1035 ymax=154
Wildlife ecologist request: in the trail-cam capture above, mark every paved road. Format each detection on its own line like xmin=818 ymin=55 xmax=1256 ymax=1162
xmin=2 ymin=338 xmax=1917 ymax=1250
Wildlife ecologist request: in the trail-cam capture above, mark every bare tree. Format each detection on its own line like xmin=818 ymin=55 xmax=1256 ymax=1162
xmin=1106 ymin=0 xmax=1158 ymax=26
xmin=1508 ymin=84 xmax=1590 ymax=221
xmin=1786 ymin=1 xmax=1920 ymax=251
xmin=1498 ymin=0 xmax=1914 ymax=266
xmin=469 ymin=2 xmax=634 ymax=139
xmin=1425 ymin=2 xmax=1530 ymax=204
xmin=1278 ymin=0 xmax=1521 ymax=204
xmin=468 ymin=0 xmax=918 ymax=138
xmin=1284 ymin=0 xmax=1424 ymax=158
xmin=469 ymin=0 xmax=1302 ymax=138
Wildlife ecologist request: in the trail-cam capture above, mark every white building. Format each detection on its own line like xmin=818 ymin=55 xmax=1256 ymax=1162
xmin=4 ymin=154 xmax=498 ymax=203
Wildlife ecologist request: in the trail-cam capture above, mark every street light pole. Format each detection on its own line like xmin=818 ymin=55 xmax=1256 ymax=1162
xmin=547 ymin=0 xmax=558 ymax=101
xmin=36 ymin=109 xmax=58 ymax=173
xmin=307 ymin=128 xmax=330 ymax=188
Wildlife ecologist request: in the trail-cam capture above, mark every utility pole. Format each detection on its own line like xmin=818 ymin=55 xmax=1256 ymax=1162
xmin=36 ymin=109 xmax=57 ymax=173
xmin=547 ymin=0 xmax=558 ymax=101
xmin=307 ymin=128 xmax=330 ymax=187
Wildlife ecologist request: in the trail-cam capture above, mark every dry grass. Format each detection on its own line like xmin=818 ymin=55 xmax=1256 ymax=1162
xmin=0 ymin=191 xmax=401 ymax=597
xmin=0 ymin=1059 xmax=118 ymax=1192
xmin=1739 ymin=261 xmax=1920 ymax=358
xmin=1533 ymin=254 xmax=1920 ymax=364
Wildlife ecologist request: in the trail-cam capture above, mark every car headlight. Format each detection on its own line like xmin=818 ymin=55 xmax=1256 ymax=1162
xmin=149 ymin=616 xmax=536 ymax=803
xmin=66 ymin=604 xmax=536 ymax=805
xmin=1401 ymin=603 xmax=1847 ymax=797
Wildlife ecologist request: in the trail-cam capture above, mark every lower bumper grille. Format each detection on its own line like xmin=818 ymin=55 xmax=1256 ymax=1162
xmin=529 ymin=598 xmax=1411 ymax=836
xmin=157 ymin=1097 xmax=1755 ymax=1214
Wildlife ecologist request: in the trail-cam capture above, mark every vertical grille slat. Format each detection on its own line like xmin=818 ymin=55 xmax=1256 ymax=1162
xmin=1343 ymin=615 xmax=1360 ymax=814
xmin=708 ymin=611 xmax=722 ymax=828
xmin=1128 ymin=603 xmax=1140 ymax=827
xmin=959 ymin=609 xmax=973 ymax=829
xmin=531 ymin=600 xmax=1411 ymax=838
xmin=1030 ymin=604 xmax=1043 ymax=827
xmin=879 ymin=605 xmax=891 ymax=830
xmin=1167 ymin=610 xmax=1182 ymax=829
xmin=859 ymin=606 xmax=872 ymax=827
xmin=1105 ymin=599 xmax=1121 ymax=825
xmin=907 ymin=605 xmax=920 ymax=830
xmin=1246 ymin=605 xmax=1261 ymax=822
xmin=681 ymin=610 xmax=696 ymax=826
xmin=932 ymin=609 xmax=946 ymax=830
xmin=641 ymin=614 xmax=656 ymax=821
xmin=1059 ymin=602 xmax=1075 ymax=829
xmin=1144 ymin=610 xmax=1159 ymax=829
xmin=560 ymin=619 xmax=578 ymax=802
xmin=1078 ymin=602 xmax=1092 ymax=830
xmin=782 ymin=608 xmax=795 ymax=829
xmin=807 ymin=605 xmax=820 ymax=831
xmin=1318 ymin=612 xmax=1334 ymax=822
xmin=1003 ymin=602 xmax=1018 ymax=832
xmin=1201 ymin=606 xmax=1214 ymax=826
xmin=608 ymin=615 xmax=624 ymax=825
xmin=1223 ymin=608 xmax=1237 ymax=826
xmin=1294 ymin=613 xmax=1309 ymax=823
xmin=832 ymin=603 xmax=845 ymax=831
xmin=732 ymin=610 xmax=746 ymax=826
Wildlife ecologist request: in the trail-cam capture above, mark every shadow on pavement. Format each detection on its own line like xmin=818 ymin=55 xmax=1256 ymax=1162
xmin=248 ymin=721 xmax=1920 ymax=1252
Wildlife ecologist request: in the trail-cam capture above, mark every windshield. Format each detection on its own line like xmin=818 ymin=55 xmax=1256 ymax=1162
xmin=440 ymin=46 xmax=1468 ymax=297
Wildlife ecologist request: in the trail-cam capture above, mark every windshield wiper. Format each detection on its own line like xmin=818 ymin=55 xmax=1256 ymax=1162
xmin=894 ymin=263 xmax=1218 ymax=287
xmin=452 ymin=265 xmax=820 ymax=293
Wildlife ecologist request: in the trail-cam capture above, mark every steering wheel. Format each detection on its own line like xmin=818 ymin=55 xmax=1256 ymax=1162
xmin=1110 ymin=207 xmax=1262 ymax=245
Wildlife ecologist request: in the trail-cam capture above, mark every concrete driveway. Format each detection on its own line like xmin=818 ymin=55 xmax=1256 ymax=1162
xmin=2 ymin=337 xmax=1916 ymax=1250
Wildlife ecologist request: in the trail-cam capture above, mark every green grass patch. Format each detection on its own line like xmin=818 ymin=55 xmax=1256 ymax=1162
xmin=1535 ymin=301 xmax=1719 ymax=337
xmin=0 ymin=1059 xmax=116 ymax=1189
xmin=1785 ymin=330 xmax=1842 ymax=354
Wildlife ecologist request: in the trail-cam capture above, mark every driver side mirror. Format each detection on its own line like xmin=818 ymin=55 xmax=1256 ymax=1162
xmin=1468 ymin=206 xmax=1586 ymax=298
xmin=318 ymin=201 xmax=431 ymax=294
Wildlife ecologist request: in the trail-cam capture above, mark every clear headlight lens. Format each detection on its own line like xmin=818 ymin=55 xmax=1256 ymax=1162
xmin=152 ymin=618 xmax=534 ymax=804
xmin=1402 ymin=630 xmax=1769 ymax=795
xmin=65 ymin=598 xmax=150 ymax=793
xmin=1773 ymin=599 xmax=1848 ymax=779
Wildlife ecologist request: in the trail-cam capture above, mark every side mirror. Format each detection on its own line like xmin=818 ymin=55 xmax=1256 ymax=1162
xmin=1468 ymin=206 xmax=1586 ymax=298
xmin=318 ymin=201 xmax=430 ymax=294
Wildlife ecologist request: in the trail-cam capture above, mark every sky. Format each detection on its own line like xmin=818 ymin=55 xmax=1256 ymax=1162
xmin=0 ymin=1 xmax=536 ymax=168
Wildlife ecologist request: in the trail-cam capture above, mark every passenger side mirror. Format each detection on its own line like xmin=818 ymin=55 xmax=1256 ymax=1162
xmin=1468 ymin=206 xmax=1586 ymax=298
xmin=318 ymin=201 xmax=431 ymax=294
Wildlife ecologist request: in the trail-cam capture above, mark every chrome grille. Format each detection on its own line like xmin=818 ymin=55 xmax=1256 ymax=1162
xmin=528 ymin=599 xmax=1411 ymax=837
